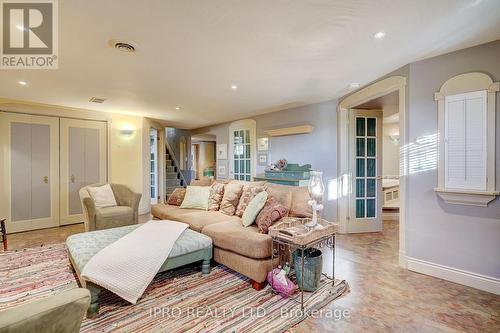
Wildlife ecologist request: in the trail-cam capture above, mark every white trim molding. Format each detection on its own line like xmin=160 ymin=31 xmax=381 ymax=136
xmin=337 ymin=75 xmax=408 ymax=268
xmin=434 ymin=189 xmax=499 ymax=207
xmin=434 ymin=72 xmax=498 ymax=206
xmin=406 ymin=256 xmax=500 ymax=295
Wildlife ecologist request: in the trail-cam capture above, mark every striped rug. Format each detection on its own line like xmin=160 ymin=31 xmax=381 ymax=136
xmin=0 ymin=244 xmax=349 ymax=332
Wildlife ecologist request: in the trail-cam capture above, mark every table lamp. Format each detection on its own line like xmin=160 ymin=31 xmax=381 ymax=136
xmin=306 ymin=171 xmax=324 ymax=229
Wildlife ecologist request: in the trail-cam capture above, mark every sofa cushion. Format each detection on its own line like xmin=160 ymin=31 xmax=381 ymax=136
xmin=242 ymin=191 xmax=268 ymax=227
xmin=180 ymin=186 xmax=210 ymax=210
xmin=151 ymin=203 xmax=201 ymax=221
xmin=220 ymin=183 xmax=243 ymax=216
xmin=255 ymin=197 xmax=289 ymax=234
xmin=202 ymin=220 xmax=272 ymax=259
xmin=151 ymin=204 xmax=240 ymax=232
xmin=235 ymin=185 xmax=265 ymax=217
xmin=95 ymin=206 xmax=133 ymax=230
xmin=208 ymin=183 xmax=225 ymax=211
xmin=167 ymin=188 xmax=186 ymax=206
xmin=290 ymin=186 xmax=313 ymax=218
xmin=263 ymin=183 xmax=293 ymax=210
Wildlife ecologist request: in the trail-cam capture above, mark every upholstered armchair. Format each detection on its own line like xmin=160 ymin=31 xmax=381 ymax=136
xmin=79 ymin=183 xmax=142 ymax=232
xmin=0 ymin=288 xmax=90 ymax=333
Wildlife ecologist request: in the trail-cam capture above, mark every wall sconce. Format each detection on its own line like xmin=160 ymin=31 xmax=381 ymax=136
xmin=120 ymin=127 xmax=136 ymax=138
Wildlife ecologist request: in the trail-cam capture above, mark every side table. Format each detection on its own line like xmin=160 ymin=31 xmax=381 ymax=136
xmin=269 ymin=217 xmax=337 ymax=310
xmin=1 ymin=218 xmax=7 ymax=251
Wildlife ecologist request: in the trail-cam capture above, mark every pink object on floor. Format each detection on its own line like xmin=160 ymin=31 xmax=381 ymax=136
xmin=267 ymin=268 xmax=297 ymax=298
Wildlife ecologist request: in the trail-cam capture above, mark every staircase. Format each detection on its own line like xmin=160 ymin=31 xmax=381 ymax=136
xmin=165 ymin=147 xmax=186 ymax=200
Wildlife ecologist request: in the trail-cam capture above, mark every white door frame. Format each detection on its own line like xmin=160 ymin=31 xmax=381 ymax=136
xmin=337 ymin=76 xmax=408 ymax=268
xmin=228 ymin=119 xmax=257 ymax=180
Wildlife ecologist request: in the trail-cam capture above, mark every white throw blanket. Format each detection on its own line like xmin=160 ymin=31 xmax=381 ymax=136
xmin=81 ymin=220 xmax=188 ymax=304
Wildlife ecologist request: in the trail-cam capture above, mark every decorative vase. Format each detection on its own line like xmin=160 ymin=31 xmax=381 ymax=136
xmin=293 ymin=248 xmax=323 ymax=292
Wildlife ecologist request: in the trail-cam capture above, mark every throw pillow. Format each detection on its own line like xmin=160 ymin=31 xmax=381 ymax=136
xmin=290 ymin=186 xmax=313 ymax=218
xmin=87 ymin=184 xmax=117 ymax=208
xmin=235 ymin=185 xmax=265 ymax=217
xmin=179 ymin=186 xmax=210 ymax=210
xmin=208 ymin=183 xmax=225 ymax=211
xmin=242 ymin=191 xmax=268 ymax=227
xmin=256 ymin=196 xmax=290 ymax=234
xmin=263 ymin=183 xmax=293 ymax=209
xmin=219 ymin=183 xmax=244 ymax=216
xmin=167 ymin=188 xmax=186 ymax=206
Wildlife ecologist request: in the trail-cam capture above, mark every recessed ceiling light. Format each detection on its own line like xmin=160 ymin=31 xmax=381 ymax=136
xmin=374 ymin=31 xmax=386 ymax=39
xmin=175 ymin=107 xmax=180 ymax=110
xmin=349 ymin=82 xmax=360 ymax=89
xmin=231 ymin=84 xmax=238 ymax=90
xmin=18 ymin=80 xmax=27 ymax=86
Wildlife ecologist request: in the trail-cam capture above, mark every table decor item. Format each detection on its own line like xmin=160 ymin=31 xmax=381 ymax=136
xmin=306 ymin=171 xmax=324 ymax=229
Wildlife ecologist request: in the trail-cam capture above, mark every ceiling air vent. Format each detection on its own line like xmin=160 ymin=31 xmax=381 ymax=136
xmin=89 ymin=97 xmax=106 ymax=104
xmin=109 ymin=40 xmax=137 ymax=53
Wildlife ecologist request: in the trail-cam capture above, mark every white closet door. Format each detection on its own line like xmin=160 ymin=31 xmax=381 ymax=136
xmin=60 ymin=119 xmax=107 ymax=225
xmin=0 ymin=112 xmax=59 ymax=233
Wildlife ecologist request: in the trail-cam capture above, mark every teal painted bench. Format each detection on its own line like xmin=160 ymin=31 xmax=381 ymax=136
xmin=66 ymin=224 xmax=212 ymax=317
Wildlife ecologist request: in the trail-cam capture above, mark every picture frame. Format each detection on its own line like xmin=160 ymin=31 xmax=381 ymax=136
xmin=216 ymin=144 xmax=227 ymax=160
xmin=218 ymin=164 xmax=227 ymax=177
xmin=258 ymin=153 xmax=268 ymax=166
xmin=257 ymin=137 xmax=269 ymax=151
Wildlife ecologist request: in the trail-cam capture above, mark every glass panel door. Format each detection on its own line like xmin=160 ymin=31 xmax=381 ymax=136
xmin=355 ymin=116 xmax=377 ymax=218
xmin=349 ymin=109 xmax=382 ymax=233
xmin=233 ymin=129 xmax=251 ymax=181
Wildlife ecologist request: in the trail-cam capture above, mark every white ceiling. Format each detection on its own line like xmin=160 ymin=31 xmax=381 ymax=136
xmin=1 ymin=0 xmax=500 ymax=129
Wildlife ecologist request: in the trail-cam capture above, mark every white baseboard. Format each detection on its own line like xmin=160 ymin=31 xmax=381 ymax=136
xmin=406 ymin=256 xmax=500 ymax=295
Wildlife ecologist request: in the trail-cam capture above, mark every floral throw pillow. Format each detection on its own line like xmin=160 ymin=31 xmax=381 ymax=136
xmin=256 ymin=196 xmax=290 ymax=234
xmin=220 ymin=183 xmax=244 ymax=216
xmin=208 ymin=183 xmax=225 ymax=211
xmin=235 ymin=185 xmax=265 ymax=217
xmin=167 ymin=188 xmax=186 ymax=206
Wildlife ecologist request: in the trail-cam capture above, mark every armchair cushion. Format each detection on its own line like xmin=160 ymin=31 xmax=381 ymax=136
xmin=95 ymin=206 xmax=134 ymax=230
xmin=0 ymin=288 xmax=90 ymax=333
xmin=86 ymin=184 xmax=117 ymax=208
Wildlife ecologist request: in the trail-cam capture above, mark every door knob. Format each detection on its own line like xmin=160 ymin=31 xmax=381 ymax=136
xmin=43 ymin=176 xmax=49 ymax=184
xmin=70 ymin=175 xmax=75 ymax=183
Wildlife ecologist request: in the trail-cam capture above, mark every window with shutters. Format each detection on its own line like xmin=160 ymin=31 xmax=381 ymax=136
xmin=444 ymin=91 xmax=487 ymax=191
xmin=434 ymin=72 xmax=499 ymax=206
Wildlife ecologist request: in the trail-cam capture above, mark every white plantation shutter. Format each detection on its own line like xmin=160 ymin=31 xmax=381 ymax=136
xmin=444 ymin=91 xmax=487 ymax=191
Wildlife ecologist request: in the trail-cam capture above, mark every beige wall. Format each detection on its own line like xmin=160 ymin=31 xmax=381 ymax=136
xmin=193 ymin=141 xmax=215 ymax=179
xmin=382 ymin=122 xmax=399 ymax=176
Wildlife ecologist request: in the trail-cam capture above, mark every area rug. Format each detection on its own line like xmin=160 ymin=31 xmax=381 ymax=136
xmin=0 ymin=244 xmax=349 ymax=332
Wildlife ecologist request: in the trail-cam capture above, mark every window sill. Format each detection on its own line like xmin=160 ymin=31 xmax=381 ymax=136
xmin=434 ymin=188 xmax=499 ymax=207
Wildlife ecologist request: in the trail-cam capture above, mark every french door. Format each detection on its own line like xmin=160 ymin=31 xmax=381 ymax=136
xmin=60 ymin=119 xmax=107 ymax=225
xmin=0 ymin=113 xmax=60 ymax=233
xmin=348 ymin=110 xmax=383 ymax=233
xmin=229 ymin=120 xmax=256 ymax=181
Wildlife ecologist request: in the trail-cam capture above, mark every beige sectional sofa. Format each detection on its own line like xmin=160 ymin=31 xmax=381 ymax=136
xmin=151 ymin=182 xmax=312 ymax=288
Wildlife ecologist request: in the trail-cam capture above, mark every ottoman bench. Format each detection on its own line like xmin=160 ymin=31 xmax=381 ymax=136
xmin=66 ymin=224 xmax=212 ymax=317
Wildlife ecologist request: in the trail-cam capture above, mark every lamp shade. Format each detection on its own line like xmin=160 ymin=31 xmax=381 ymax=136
xmin=308 ymin=171 xmax=324 ymax=202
